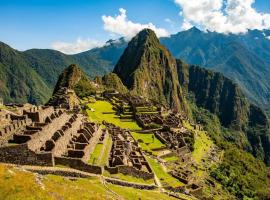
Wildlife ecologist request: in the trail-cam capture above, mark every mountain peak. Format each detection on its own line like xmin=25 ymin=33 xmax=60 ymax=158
xmin=113 ymin=29 xmax=187 ymax=112
xmin=187 ymin=26 xmax=201 ymax=33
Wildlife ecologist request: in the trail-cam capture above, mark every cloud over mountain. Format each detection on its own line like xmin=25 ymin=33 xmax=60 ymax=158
xmin=51 ymin=38 xmax=104 ymax=54
xmin=102 ymin=8 xmax=169 ymax=38
xmin=175 ymin=0 xmax=270 ymax=34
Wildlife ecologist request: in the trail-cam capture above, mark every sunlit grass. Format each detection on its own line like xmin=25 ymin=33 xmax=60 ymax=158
xmin=87 ymin=101 xmax=141 ymax=130
xmin=146 ymin=156 xmax=184 ymax=187
xmin=88 ymin=143 xmax=103 ymax=165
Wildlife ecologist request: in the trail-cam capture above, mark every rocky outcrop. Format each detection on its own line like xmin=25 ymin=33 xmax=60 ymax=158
xmin=113 ymin=29 xmax=187 ymax=113
xmin=47 ymin=64 xmax=97 ymax=109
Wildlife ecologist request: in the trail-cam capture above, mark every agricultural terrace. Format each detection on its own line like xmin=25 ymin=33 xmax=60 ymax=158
xmin=86 ymin=100 xmax=184 ymax=187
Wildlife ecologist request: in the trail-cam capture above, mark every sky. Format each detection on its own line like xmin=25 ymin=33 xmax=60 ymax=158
xmin=0 ymin=0 xmax=269 ymax=54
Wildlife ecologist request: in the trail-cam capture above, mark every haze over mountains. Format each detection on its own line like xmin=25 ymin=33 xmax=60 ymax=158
xmin=0 ymin=27 xmax=270 ymax=112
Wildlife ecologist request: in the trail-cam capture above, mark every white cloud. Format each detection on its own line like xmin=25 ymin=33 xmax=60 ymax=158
xmin=51 ymin=38 xmax=104 ymax=54
xmin=181 ymin=19 xmax=193 ymax=30
xmin=175 ymin=0 xmax=270 ymax=34
xmin=266 ymin=36 xmax=270 ymax=40
xmin=102 ymin=8 xmax=169 ymax=38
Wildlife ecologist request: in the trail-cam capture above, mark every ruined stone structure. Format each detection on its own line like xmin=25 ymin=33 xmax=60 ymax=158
xmin=104 ymin=122 xmax=154 ymax=180
xmin=0 ymin=106 xmax=101 ymax=174
xmin=46 ymin=87 xmax=80 ymax=110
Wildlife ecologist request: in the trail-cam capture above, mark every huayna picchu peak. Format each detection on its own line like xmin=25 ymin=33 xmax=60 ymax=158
xmin=114 ymin=29 xmax=187 ymax=113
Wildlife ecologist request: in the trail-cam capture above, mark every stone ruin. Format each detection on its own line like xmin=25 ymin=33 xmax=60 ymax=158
xmin=155 ymin=127 xmax=194 ymax=156
xmin=135 ymin=113 xmax=182 ymax=129
xmin=104 ymin=122 xmax=154 ymax=180
xmin=46 ymin=87 xmax=80 ymax=110
xmin=0 ymin=105 xmax=102 ymax=174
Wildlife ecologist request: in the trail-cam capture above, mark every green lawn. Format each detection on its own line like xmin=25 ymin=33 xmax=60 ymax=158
xmin=182 ymin=120 xmax=213 ymax=163
xmin=131 ymin=132 xmax=165 ymax=155
xmin=99 ymin=135 xmax=112 ymax=166
xmin=88 ymin=143 xmax=103 ymax=165
xmin=146 ymin=156 xmax=184 ymax=187
xmin=87 ymin=101 xmax=141 ymax=130
xmin=162 ymin=156 xmax=179 ymax=162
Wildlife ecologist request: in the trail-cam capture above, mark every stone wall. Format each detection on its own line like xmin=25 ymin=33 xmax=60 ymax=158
xmin=0 ymin=144 xmax=53 ymax=166
xmin=23 ymin=106 xmax=55 ymax=123
xmin=105 ymin=177 xmax=157 ymax=190
xmin=106 ymin=166 xmax=154 ymax=180
xmin=55 ymin=157 xmax=102 ymax=174
xmin=53 ymin=114 xmax=83 ymax=157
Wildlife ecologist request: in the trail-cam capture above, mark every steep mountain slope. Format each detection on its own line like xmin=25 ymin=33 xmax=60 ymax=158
xmin=177 ymin=59 xmax=270 ymax=164
xmin=113 ymin=29 xmax=186 ymax=112
xmin=0 ymin=42 xmax=51 ymax=104
xmin=98 ymin=73 xmax=128 ymax=93
xmin=160 ymin=27 xmax=270 ymax=109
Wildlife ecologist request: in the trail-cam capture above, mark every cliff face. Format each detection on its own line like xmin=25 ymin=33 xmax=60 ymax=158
xmin=113 ymin=29 xmax=186 ymax=112
xmin=177 ymin=59 xmax=270 ymax=164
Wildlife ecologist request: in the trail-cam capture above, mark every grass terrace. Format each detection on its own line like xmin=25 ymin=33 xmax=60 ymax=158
xmin=88 ymin=143 xmax=103 ymax=165
xmin=131 ymin=132 xmax=165 ymax=155
xmin=88 ymin=134 xmax=112 ymax=166
xmin=0 ymin=164 xmax=179 ymax=200
xmin=146 ymin=156 xmax=184 ymax=188
xmin=86 ymin=100 xmax=141 ymax=130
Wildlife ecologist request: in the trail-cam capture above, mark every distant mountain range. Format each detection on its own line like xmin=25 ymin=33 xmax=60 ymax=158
xmin=1 ymin=27 xmax=270 ymax=111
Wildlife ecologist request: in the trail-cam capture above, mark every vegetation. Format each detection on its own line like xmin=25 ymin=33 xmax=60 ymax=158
xmin=113 ymin=29 xmax=187 ymax=112
xmin=146 ymin=156 xmax=184 ymax=187
xmin=88 ymin=143 xmax=103 ymax=165
xmin=131 ymin=132 xmax=165 ymax=155
xmin=86 ymin=100 xmax=141 ymax=130
xmin=161 ymin=27 xmax=270 ymax=110
xmin=53 ymin=64 xmax=97 ymax=98
xmin=101 ymin=72 xmax=128 ymax=93
xmin=190 ymin=102 xmax=270 ymax=199
xmin=178 ymin=61 xmax=270 ymax=164
xmin=0 ymin=164 xmax=177 ymax=200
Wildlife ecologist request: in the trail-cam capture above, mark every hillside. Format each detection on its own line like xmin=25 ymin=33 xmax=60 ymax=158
xmin=113 ymin=29 xmax=186 ymax=112
xmin=0 ymin=42 xmax=51 ymax=104
xmin=177 ymin=59 xmax=270 ymax=164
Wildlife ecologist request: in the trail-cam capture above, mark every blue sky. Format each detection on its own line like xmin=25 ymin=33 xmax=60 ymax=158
xmin=0 ymin=0 xmax=269 ymax=53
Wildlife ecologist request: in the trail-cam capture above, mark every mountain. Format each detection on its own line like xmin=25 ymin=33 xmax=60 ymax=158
xmin=0 ymin=42 xmax=51 ymax=104
xmin=177 ymin=59 xmax=270 ymax=164
xmin=160 ymin=27 xmax=270 ymax=110
xmin=0 ymin=39 xmax=126 ymax=104
xmin=113 ymin=29 xmax=186 ymax=112
xmin=2 ymin=27 xmax=270 ymax=111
